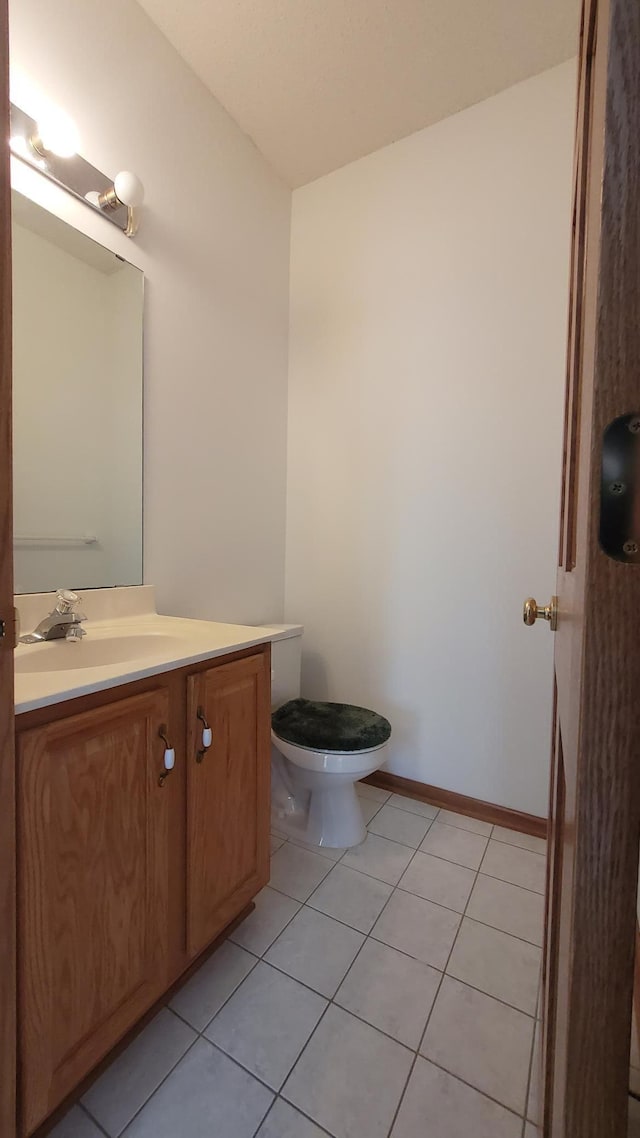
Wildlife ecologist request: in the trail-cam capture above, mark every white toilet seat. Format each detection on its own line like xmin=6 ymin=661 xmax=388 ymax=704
xmin=270 ymin=698 xmax=391 ymax=848
xmin=271 ymin=729 xmax=388 ymax=775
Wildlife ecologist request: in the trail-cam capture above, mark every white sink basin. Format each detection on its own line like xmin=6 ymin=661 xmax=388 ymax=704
xmin=15 ymin=633 xmax=187 ymax=674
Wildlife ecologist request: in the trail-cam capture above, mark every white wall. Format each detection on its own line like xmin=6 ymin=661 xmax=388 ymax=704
xmin=286 ymin=62 xmax=576 ymax=816
xmin=9 ymin=0 xmax=291 ymax=625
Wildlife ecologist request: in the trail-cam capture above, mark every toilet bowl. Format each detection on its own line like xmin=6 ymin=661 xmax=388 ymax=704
xmin=271 ymin=731 xmax=389 ymax=849
xmin=268 ymin=629 xmax=390 ymax=848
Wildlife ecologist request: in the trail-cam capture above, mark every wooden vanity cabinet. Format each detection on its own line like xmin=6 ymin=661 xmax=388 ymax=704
xmin=17 ymin=688 xmax=172 ymax=1136
xmin=186 ymin=653 xmax=270 ymax=958
xmin=15 ymin=645 xmax=271 ymax=1137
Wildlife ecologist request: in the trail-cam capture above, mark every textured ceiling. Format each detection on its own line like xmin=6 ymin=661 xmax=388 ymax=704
xmin=138 ymin=0 xmax=580 ymax=187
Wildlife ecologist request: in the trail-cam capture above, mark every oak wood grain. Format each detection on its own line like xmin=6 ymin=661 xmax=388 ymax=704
xmin=628 ymin=919 xmax=633 ymax=1060
xmin=545 ymin=1 xmax=640 ymax=1134
xmin=31 ymin=902 xmax=255 ymax=1138
xmin=186 ymin=649 xmax=270 ymax=958
xmin=15 ymin=636 xmax=271 ymax=1132
xmin=18 ymin=689 xmax=171 ymax=1135
xmin=0 ymin=0 xmax=16 ymax=1131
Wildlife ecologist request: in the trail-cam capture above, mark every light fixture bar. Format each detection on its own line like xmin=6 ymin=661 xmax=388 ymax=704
xmin=9 ymin=102 xmax=131 ymax=235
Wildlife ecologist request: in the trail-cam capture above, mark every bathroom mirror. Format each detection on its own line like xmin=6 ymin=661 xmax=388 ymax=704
xmin=11 ymin=191 xmax=144 ymax=594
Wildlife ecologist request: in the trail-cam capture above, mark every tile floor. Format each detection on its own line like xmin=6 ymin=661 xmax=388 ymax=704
xmin=50 ymin=785 xmax=546 ymax=1138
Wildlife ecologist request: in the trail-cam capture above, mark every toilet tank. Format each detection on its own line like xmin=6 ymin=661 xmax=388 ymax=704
xmin=268 ymin=625 xmax=303 ymax=709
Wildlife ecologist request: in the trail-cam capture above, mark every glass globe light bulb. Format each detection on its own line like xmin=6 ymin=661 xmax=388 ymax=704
xmin=34 ymin=107 xmax=80 ymax=158
xmin=114 ymin=171 xmax=144 ymax=208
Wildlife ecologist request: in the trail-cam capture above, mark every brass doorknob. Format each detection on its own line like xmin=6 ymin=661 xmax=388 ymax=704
xmin=523 ymin=596 xmax=558 ymax=631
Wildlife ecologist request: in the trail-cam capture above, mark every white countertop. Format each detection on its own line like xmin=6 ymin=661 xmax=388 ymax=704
xmin=14 ymin=586 xmax=302 ymax=715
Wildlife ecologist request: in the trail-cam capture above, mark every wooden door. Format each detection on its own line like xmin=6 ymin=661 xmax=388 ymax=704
xmin=539 ymin=2 xmax=640 ymax=1134
xmin=0 ymin=0 xmax=15 ymax=1133
xmin=186 ymin=651 xmax=270 ymax=959
xmin=17 ymin=689 xmax=172 ymax=1136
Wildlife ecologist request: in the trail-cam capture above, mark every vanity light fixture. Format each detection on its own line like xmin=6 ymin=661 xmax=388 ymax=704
xmin=8 ymin=133 xmax=46 ymax=169
xmin=29 ymin=106 xmax=80 ymax=159
xmin=9 ymin=100 xmax=145 ymax=239
xmin=10 ymin=105 xmax=79 ymax=164
xmin=85 ymin=171 xmax=145 ymax=237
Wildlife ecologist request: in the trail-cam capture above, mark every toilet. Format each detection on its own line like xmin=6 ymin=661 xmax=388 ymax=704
xmin=270 ymin=627 xmax=391 ymax=849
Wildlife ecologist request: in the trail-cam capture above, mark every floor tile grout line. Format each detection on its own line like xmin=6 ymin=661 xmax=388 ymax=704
xmin=435 ymin=847 xmax=541 ymax=1021
xmin=213 ymin=906 xmax=415 ymax=1134
xmin=104 ymin=997 xmax=331 ymax=1138
xmin=523 ymin=1008 xmax=540 ymax=1128
xmin=367 ymin=816 xmax=435 ymax=850
xmin=394 ymin=826 xmax=539 ymax=1131
xmin=321 ymin=830 xmax=544 ymax=892
xmin=523 ymin=1035 xmax=537 ymax=1131
xmin=491 ymin=832 xmax=546 ymax=849
xmin=230 ymin=885 xmax=539 ymax=1025
xmin=87 ymin=1035 xmax=202 ymax=1138
xmin=229 ymin=887 xmax=305 ymax=957
xmin=251 ymin=1096 xmax=336 ymax=1138
xmin=280 ymin=858 xmax=545 ymax=919
xmin=399 ymin=845 xmax=487 ymax=873
xmin=479 ymin=838 xmax=545 ymax=878
xmin=356 ymin=820 xmax=433 ymax=854
xmin=245 ymin=848 xmax=440 ymax=1135
xmin=387 ymin=843 xmax=493 ymax=1135
xmin=382 ymin=796 xmax=440 ymax=820
xmin=311 ymin=838 xmax=547 ymax=890
xmin=387 ymin=846 xmax=485 ymax=1138
xmin=270 ymin=841 xmax=336 ymax=894
xmin=420 ymin=822 xmax=492 ymax=848
xmin=372 ymin=795 xmax=545 ymax=848
xmin=358 ymin=789 xmax=547 ymax=851
xmin=268 ymin=852 xmax=544 ymax=955
xmin=170 ymin=982 xmax=325 ymax=1098
xmin=427 ymin=848 xmax=538 ymax=1112
xmin=92 ymin=929 xmax=535 ymax=1138
xmin=249 ymin=1092 xmax=278 ymax=1138
xmin=275 ymin=813 xmax=544 ymax=866
xmin=472 ymin=867 xmax=546 ymax=896
xmin=399 ymin=1052 xmax=529 ymax=1124
xmin=394 ymin=881 xmax=544 ymax=945
xmin=418 ymin=966 xmax=538 ymax=1019
xmin=83 ymin=796 xmax=543 ymax=1138
xmin=170 ymin=948 xmax=262 ymax=1036
xmin=430 ymin=816 xmax=494 ymax=837
xmin=78 ymin=1102 xmax=110 ymax=1137
xmin=271 ymin=829 xmax=544 ymax=969
xmin=273 ymin=1001 xmax=336 ymax=1125
xmin=263 ymin=855 xmax=537 ymax=974
xmin=356 ymin=786 xmax=392 ymax=803
xmin=471 ymin=866 xmax=548 ymax=898
xmin=218 ymin=888 xmax=405 ymax=1055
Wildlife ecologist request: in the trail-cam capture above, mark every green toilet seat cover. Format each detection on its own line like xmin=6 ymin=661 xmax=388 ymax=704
xmin=272 ymin=698 xmax=391 ymax=753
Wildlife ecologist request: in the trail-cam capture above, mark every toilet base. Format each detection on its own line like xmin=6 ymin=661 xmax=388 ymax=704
xmin=306 ymin=781 xmax=367 ymax=848
xmin=271 ymin=743 xmax=387 ymax=849
xmin=271 ymin=780 xmax=366 ymax=849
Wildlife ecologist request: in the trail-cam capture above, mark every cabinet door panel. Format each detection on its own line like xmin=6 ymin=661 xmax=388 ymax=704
xmin=18 ymin=689 xmax=171 ymax=1135
xmin=186 ymin=652 xmax=270 ymax=958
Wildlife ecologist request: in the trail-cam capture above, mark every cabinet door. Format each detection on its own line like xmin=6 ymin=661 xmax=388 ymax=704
xmin=18 ymin=689 xmax=171 ymax=1136
xmin=186 ymin=651 xmax=270 ymax=958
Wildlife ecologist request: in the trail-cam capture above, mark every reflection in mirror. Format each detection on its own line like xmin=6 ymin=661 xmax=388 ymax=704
xmin=11 ymin=191 xmax=143 ymax=594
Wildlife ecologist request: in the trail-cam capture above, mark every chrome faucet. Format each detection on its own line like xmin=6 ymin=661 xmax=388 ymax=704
xmin=20 ymin=589 xmax=87 ymax=644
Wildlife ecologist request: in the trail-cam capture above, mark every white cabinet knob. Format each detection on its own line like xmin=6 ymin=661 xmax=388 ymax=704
xmin=196 ymin=706 xmax=213 ymax=763
xmin=158 ymin=725 xmax=175 ymax=787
